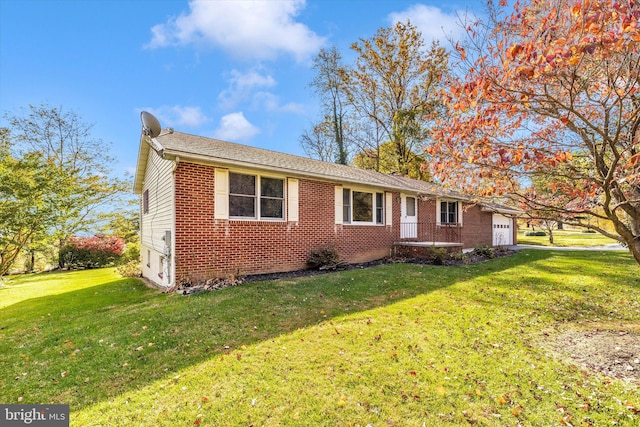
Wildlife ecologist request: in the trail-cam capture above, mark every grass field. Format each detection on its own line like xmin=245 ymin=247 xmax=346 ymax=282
xmin=1 ymin=251 xmax=639 ymax=426
xmin=517 ymin=228 xmax=621 ymax=247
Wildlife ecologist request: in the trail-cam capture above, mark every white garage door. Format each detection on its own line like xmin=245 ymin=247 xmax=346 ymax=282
xmin=492 ymin=214 xmax=513 ymax=246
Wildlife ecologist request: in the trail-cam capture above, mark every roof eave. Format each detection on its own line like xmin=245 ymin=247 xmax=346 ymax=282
xmin=160 ymin=149 xmax=449 ymax=195
xmin=480 ymin=205 xmax=522 ymax=216
xmin=133 ymin=134 xmax=151 ymax=194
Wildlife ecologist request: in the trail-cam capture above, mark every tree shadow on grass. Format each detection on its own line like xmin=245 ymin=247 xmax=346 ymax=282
xmin=462 ymin=249 xmax=640 ymax=325
xmin=0 ymin=250 xmax=555 ymax=411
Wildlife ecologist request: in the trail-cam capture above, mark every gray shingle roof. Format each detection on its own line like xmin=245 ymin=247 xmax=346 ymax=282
xmin=155 ymin=130 xmax=453 ymax=195
xmin=134 ymin=129 xmax=520 ymax=214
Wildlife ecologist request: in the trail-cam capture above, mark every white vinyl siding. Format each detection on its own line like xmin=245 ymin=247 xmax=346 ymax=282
xmin=140 ymin=153 xmax=174 ymax=248
xmin=140 ymin=150 xmax=175 ymax=288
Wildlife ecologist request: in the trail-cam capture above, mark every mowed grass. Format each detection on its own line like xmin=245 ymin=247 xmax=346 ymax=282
xmin=0 ymin=268 xmax=122 ymax=309
xmin=518 ymin=228 xmax=620 ymax=247
xmin=0 ymin=252 xmax=638 ymax=426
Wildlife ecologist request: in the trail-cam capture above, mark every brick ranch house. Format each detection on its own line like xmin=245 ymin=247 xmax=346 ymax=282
xmin=134 ymin=129 xmax=519 ymax=289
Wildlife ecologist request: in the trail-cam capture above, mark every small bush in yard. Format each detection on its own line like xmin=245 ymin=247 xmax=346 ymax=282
xmin=59 ymin=235 xmax=125 ymax=269
xmin=448 ymin=250 xmax=469 ymax=264
xmin=525 ymin=230 xmax=547 ymax=236
xmin=472 ymin=245 xmax=495 ymax=258
xmin=307 ymin=245 xmax=341 ymax=269
xmin=117 ymin=260 xmax=140 ymax=277
xmin=428 ymin=247 xmax=448 ymax=265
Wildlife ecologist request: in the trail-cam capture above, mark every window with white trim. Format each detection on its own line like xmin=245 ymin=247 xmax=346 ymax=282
xmin=229 ymin=172 xmax=284 ymax=220
xmin=342 ymin=188 xmax=384 ymax=224
xmin=440 ymin=201 xmax=458 ymax=224
xmin=406 ymin=196 xmax=416 ymax=216
xmin=143 ymin=189 xmax=149 ymax=214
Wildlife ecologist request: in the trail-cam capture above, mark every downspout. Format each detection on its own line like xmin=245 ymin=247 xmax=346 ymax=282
xmin=167 ymin=155 xmax=180 ymax=288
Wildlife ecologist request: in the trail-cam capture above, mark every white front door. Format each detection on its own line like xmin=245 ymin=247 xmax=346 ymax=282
xmin=492 ymin=214 xmax=513 ymax=246
xmin=400 ymin=194 xmax=417 ymax=239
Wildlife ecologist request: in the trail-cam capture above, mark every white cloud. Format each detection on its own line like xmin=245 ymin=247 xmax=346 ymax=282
xmin=388 ymin=5 xmax=469 ymax=44
xmin=218 ymin=69 xmax=276 ymax=110
xmin=217 ymin=68 xmax=304 ymax=114
xmin=143 ymin=105 xmax=209 ymax=128
xmin=213 ymin=112 xmax=259 ymax=141
xmin=252 ymin=92 xmax=304 ymax=114
xmin=146 ymin=0 xmax=325 ymax=62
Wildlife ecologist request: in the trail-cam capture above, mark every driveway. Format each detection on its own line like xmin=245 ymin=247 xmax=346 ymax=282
xmin=509 ymin=244 xmax=627 ymax=251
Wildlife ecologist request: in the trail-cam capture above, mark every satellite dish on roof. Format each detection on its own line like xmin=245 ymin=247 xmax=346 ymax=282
xmin=140 ymin=111 xmax=161 ymax=138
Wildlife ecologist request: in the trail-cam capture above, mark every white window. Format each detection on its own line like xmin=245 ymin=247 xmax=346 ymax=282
xmin=342 ymin=188 xmax=384 ymax=225
xmin=406 ymin=196 xmax=416 ymax=217
xmin=229 ymin=172 xmax=284 ymax=220
xmin=440 ymin=200 xmax=458 ymax=224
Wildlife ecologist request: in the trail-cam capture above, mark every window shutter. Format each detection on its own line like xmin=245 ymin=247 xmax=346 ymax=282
xmin=458 ymin=201 xmax=463 ymax=226
xmin=287 ymin=178 xmax=299 ymax=222
xmin=334 ymin=186 xmax=343 ymax=224
xmin=214 ymin=168 xmax=229 ymax=219
xmin=385 ymin=192 xmax=393 ymax=226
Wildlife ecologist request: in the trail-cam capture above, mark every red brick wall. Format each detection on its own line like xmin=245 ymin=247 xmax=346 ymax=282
xmin=173 ymin=162 xmax=500 ymax=280
xmin=460 ymin=204 xmax=493 ymax=248
xmin=174 ymin=163 xmax=397 ymax=280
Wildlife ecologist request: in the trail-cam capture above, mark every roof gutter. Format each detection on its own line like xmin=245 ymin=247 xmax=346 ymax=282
xmin=480 ymin=206 xmax=522 ymax=216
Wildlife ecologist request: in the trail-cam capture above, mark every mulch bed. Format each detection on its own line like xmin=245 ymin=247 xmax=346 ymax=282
xmin=173 ymin=248 xmax=517 ymax=295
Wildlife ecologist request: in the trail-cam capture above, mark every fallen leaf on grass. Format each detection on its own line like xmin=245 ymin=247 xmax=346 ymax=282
xmin=626 ymin=401 xmax=639 ymax=413
xmin=337 ymin=395 xmax=347 ymax=407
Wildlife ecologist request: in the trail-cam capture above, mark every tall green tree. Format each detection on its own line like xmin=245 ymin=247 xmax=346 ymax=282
xmin=0 ymin=129 xmax=58 ymax=275
xmin=343 ymin=21 xmax=449 ymax=177
xmin=3 ymin=104 xmax=130 ymax=267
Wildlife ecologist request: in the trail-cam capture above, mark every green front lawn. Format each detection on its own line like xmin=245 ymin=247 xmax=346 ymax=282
xmin=518 ymin=228 xmax=620 ymax=247
xmin=1 ymin=252 xmax=639 ymax=426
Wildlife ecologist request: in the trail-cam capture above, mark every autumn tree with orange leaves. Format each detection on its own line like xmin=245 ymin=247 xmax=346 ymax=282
xmin=427 ymin=0 xmax=640 ymax=264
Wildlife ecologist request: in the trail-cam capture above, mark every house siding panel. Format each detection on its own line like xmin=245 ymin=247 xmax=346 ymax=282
xmin=140 ymin=150 xmax=175 ymax=287
xmin=173 ymin=163 xmax=397 ymax=281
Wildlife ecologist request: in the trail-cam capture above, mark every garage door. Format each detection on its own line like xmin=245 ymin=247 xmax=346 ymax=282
xmin=492 ymin=214 xmax=513 ymax=246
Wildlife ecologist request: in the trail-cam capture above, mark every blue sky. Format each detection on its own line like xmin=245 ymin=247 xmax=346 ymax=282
xmin=0 ymin=0 xmax=480 ymax=179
